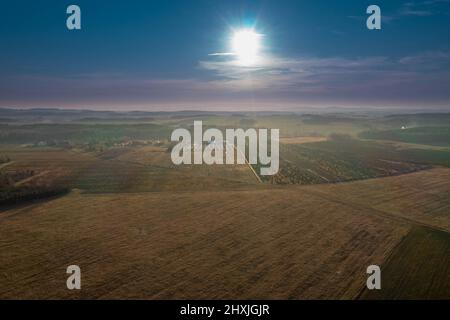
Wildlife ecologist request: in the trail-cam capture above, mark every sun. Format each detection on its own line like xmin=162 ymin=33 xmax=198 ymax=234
xmin=231 ymin=29 xmax=262 ymax=66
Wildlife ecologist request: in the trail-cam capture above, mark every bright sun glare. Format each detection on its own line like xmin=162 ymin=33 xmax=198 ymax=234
xmin=232 ymin=29 xmax=262 ymax=66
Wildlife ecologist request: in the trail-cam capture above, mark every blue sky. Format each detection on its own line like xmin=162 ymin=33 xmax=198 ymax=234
xmin=1 ymin=0 xmax=450 ymax=110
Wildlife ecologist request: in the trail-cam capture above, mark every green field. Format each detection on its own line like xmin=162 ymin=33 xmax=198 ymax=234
xmin=361 ymin=227 xmax=450 ymax=299
xmin=272 ymin=138 xmax=450 ymax=184
xmin=361 ymin=126 xmax=450 ymax=147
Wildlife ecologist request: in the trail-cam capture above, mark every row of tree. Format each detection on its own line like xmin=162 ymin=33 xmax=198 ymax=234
xmin=0 ymin=185 xmax=70 ymax=206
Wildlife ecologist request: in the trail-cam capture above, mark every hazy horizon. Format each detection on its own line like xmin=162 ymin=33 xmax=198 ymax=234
xmin=1 ymin=104 xmax=450 ymax=114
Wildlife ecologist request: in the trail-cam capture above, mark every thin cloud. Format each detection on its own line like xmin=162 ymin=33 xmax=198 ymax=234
xmin=2 ymin=52 xmax=450 ymax=109
xmin=208 ymin=53 xmax=236 ymax=56
xmin=348 ymin=1 xmax=450 ymax=21
xmin=198 ymin=50 xmax=450 ymax=106
xmin=399 ymin=0 xmax=450 ymax=16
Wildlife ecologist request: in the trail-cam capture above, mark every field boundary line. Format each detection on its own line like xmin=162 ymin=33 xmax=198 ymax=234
xmin=354 ymin=227 xmax=412 ymax=300
xmin=230 ymin=143 xmax=263 ymax=183
xmin=14 ymin=170 xmax=50 ymax=187
xmin=301 ymin=188 xmax=450 ymax=234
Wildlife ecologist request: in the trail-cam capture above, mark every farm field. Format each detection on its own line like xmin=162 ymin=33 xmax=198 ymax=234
xmin=0 ymin=169 xmax=449 ymax=299
xmin=272 ymin=139 xmax=450 ymax=185
xmin=307 ymin=167 xmax=450 ymax=232
xmin=2 ymin=136 xmax=449 ymax=198
xmin=361 ymin=227 xmax=450 ymax=300
xmin=360 ymin=126 xmax=450 ymax=147
xmin=0 ymin=145 xmax=261 ymax=195
xmin=0 ymin=110 xmax=449 ymax=300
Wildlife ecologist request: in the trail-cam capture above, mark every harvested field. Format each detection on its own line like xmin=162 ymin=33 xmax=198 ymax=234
xmin=1 ymin=169 xmax=449 ymax=299
xmin=307 ymin=168 xmax=450 ymax=232
xmin=0 ymin=146 xmax=260 ymax=193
